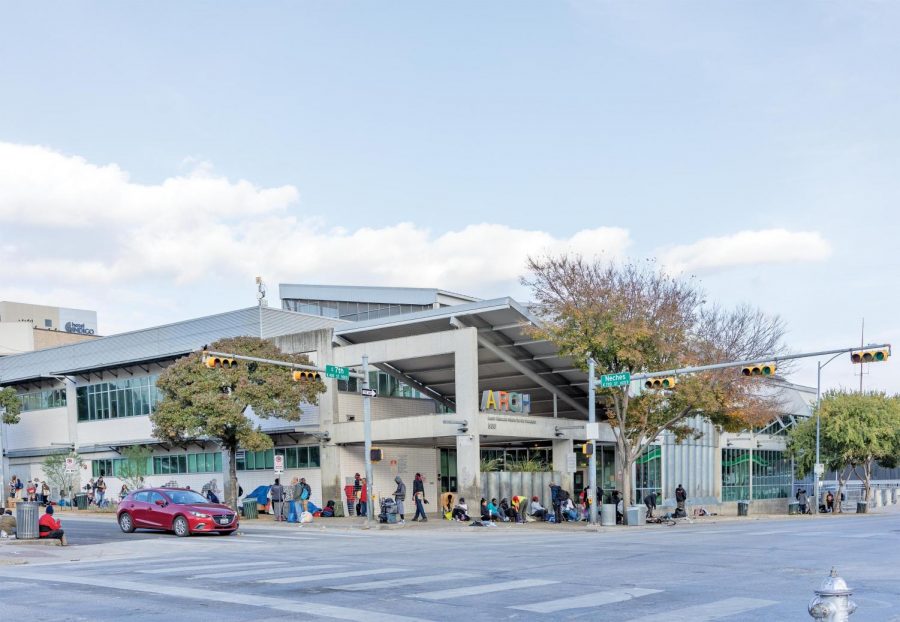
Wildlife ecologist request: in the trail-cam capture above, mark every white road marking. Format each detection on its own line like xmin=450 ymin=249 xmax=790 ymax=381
xmin=623 ymin=597 xmax=777 ymax=621
xmin=261 ymin=568 xmax=407 ymax=585
xmin=336 ymin=572 xmax=477 ymax=591
xmin=192 ymin=564 xmax=342 ymax=579
xmin=239 ymin=533 xmax=318 ymax=540
xmin=0 ymin=569 xmax=433 ymax=622
xmin=140 ymin=561 xmax=287 ymax=574
xmin=511 ymin=588 xmax=662 ymax=613
xmin=409 ymin=579 xmax=558 ymax=600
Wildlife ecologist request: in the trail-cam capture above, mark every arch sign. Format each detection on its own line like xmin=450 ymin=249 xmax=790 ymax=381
xmin=480 ymin=390 xmax=531 ymax=414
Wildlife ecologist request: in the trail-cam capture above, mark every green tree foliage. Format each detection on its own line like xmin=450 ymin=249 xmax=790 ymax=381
xmin=0 ymin=387 xmax=22 ymax=424
xmin=789 ymin=391 xmax=900 ymax=504
xmin=524 ymin=256 xmax=788 ymax=504
xmin=118 ymin=445 xmax=153 ymax=492
xmin=42 ymin=452 xmax=84 ymax=502
xmin=152 ymin=336 xmax=325 ymax=509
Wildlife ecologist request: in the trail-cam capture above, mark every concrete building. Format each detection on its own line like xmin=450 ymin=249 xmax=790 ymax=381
xmin=0 ymin=287 xmax=815 ymax=515
xmin=0 ymin=301 xmax=99 ymax=356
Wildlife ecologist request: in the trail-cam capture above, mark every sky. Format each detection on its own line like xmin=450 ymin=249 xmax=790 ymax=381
xmin=0 ymin=2 xmax=897 ymax=394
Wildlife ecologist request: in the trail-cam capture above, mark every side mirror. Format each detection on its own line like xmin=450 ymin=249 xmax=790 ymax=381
xmin=155 ymin=499 xmax=166 ymax=507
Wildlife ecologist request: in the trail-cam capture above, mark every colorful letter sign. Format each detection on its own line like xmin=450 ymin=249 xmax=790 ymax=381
xmin=480 ymin=390 xmax=531 ymax=414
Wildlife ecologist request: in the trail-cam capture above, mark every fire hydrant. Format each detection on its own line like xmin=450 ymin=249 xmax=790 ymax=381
xmin=808 ymin=568 xmax=857 ymax=620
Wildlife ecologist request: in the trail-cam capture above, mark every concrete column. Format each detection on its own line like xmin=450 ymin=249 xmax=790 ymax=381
xmin=454 ymin=328 xmax=480 ymax=506
xmin=552 ymin=439 xmax=574 ymax=493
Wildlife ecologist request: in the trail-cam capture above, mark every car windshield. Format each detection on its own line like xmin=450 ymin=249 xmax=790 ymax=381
xmin=167 ymin=490 xmax=211 ymax=505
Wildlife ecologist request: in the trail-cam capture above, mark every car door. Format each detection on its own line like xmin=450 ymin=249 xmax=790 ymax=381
xmin=128 ymin=491 xmax=151 ymax=527
xmin=144 ymin=491 xmax=169 ymax=528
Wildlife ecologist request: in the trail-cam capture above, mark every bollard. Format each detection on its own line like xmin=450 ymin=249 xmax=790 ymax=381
xmin=892 ymin=488 xmax=898 ymax=505
xmin=808 ymin=568 xmax=857 ymax=620
xmin=872 ymin=489 xmax=882 ymax=508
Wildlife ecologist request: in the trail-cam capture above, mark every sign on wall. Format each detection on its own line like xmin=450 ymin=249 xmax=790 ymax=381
xmin=480 ymin=390 xmax=531 ymax=414
xmin=274 ymin=454 xmax=284 ymax=474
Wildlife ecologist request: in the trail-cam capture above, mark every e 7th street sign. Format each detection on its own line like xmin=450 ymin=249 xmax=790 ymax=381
xmin=325 ymin=365 xmax=351 ymax=381
xmin=599 ymin=372 xmax=631 ymax=388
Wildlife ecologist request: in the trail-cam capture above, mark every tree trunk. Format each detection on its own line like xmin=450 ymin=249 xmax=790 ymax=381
xmin=863 ymin=459 xmax=873 ymax=503
xmin=227 ymin=445 xmax=239 ymax=510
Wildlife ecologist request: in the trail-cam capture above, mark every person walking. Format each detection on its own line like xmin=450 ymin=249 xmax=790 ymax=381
xmin=675 ymin=484 xmax=687 ymax=517
xmin=412 ymin=473 xmax=427 ymax=522
xmin=549 ymin=481 xmax=562 ymax=523
xmin=270 ymin=478 xmax=285 ymax=521
xmin=393 ymin=476 xmax=407 ymax=524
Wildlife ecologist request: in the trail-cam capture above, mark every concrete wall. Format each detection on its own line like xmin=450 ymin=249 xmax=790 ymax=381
xmin=338 ymin=445 xmax=439 ymax=516
xmin=337 ymin=394 xmax=436 ymax=423
xmin=7 ymin=407 xmax=69 ymax=449
xmin=0 ymin=323 xmax=33 ymax=355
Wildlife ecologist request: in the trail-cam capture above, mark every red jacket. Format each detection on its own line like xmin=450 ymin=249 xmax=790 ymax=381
xmin=39 ymin=513 xmax=60 ymax=537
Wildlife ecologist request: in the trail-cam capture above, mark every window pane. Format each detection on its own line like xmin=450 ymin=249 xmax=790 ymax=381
xmin=308 ymin=446 xmax=320 ymax=468
xmin=297 ymin=446 xmax=308 ymax=468
xmin=188 ymin=454 xmax=197 ymax=473
xmin=285 ymin=447 xmax=298 ymax=469
xmin=246 ymin=451 xmax=255 ymax=470
xmin=214 ymin=453 xmax=222 ymax=472
xmin=178 ymin=455 xmax=187 ymax=474
xmin=265 ymin=449 xmax=274 ymax=469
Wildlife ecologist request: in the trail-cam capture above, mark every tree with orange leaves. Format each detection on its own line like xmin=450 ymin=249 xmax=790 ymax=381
xmin=523 ymin=255 xmax=789 ymax=505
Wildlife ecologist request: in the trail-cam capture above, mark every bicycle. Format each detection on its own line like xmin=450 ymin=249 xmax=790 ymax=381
xmin=646 ymin=515 xmax=677 ymax=526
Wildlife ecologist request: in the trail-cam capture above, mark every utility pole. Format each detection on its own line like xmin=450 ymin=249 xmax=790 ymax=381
xmin=588 ymin=357 xmax=598 ymax=525
xmin=362 ymin=355 xmax=373 ymax=529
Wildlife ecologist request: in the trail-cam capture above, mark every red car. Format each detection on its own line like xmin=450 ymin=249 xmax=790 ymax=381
xmin=117 ymin=487 xmax=239 ymax=537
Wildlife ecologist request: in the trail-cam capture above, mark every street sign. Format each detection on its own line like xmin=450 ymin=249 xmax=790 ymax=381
xmin=814 ymin=463 xmax=825 ymax=476
xmin=361 ymin=388 xmax=377 ymax=398
xmin=586 ymin=422 xmax=600 ymax=441
xmin=599 ymin=372 xmax=631 ymax=388
xmin=566 ymin=453 xmax=576 ymax=473
xmin=325 ymin=365 xmax=350 ymax=381
xmin=274 ymin=454 xmax=284 ymax=474
xmin=65 ymin=457 xmax=77 ymax=473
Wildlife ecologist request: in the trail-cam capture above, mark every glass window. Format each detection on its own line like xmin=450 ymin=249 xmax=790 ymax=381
xmin=285 ymin=447 xmax=298 ymax=469
xmin=188 ymin=454 xmax=198 ymax=473
xmin=634 ymin=446 xmax=661 ymax=504
xmin=76 ymin=375 xmax=161 ymax=421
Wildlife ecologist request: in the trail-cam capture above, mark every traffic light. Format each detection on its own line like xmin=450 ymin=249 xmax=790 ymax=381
xmin=292 ymin=370 xmax=322 ymax=382
xmin=203 ymin=353 xmax=236 ymax=369
xmin=851 ymin=349 xmax=890 ymax=364
xmin=582 ymin=442 xmax=594 ymax=456
xmin=741 ymin=363 xmax=776 ymax=377
xmin=644 ymin=376 xmax=677 ymax=390
xmin=370 ymin=448 xmax=383 ymax=462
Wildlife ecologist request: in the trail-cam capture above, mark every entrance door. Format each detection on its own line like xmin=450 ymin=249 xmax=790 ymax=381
xmin=439 ymin=448 xmax=457 ymax=493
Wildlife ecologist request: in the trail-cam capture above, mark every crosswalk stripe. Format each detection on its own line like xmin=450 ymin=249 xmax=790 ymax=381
xmin=261 ymin=568 xmax=406 ymax=585
xmin=140 ymin=561 xmax=287 ymax=574
xmin=192 ymin=564 xmax=342 ymax=579
xmin=511 ymin=588 xmax=662 ymax=613
xmin=335 ymin=572 xmax=477 ymax=591
xmin=239 ymin=534 xmax=318 ymax=540
xmin=409 ymin=579 xmax=558 ymax=600
xmin=623 ymin=597 xmax=777 ymax=621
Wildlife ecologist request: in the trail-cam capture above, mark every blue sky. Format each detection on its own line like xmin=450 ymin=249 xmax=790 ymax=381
xmin=0 ymin=2 xmax=897 ymax=393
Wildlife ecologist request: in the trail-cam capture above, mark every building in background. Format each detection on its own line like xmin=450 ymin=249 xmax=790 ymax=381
xmin=0 ymin=301 xmax=99 ymax=355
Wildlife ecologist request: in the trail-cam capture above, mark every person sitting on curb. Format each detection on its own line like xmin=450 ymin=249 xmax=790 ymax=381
xmin=529 ymin=496 xmax=547 ymax=521
xmin=499 ymin=498 xmax=517 ymax=522
xmin=451 ymin=498 xmax=469 ymax=521
xmin=0 ymin=509 xmax=16 ymax=537
xmin=39 ymin=505 xmax=67 ymax=545
xmin=486 ymin=498 xmax=503 ymax=521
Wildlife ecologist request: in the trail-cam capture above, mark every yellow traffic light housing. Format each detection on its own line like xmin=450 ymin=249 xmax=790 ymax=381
xmin=292 ymin=370 xmax=322 ymax=382
xmin=644 ymin=376 xmax=677 ymax=390
xmin=582 ymin=442 xmax=594 ymax=456
xmin=851 ymin=349 xmax=889 ymax=364
xmin=203 ymin=353 xmax=236 ymax=369
xmin=741 ymin=363 xmax=776 ymax=377
xmin=370 ymin=448 xmax=383 ymax=462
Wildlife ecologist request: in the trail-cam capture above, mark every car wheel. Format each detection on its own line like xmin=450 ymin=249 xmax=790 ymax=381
xmin=118 ymin=512 xmax=135 ymax=533
xmin=173 ymin=516 xmax=190 ymax=537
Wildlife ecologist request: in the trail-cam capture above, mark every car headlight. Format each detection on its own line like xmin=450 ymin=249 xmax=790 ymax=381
xmin=190 ymin=511 xmax=211 ymax=518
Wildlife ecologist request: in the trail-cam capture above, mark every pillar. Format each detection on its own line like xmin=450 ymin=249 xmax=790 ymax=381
xmin=454 ymin=328 xmax=480 ymax=506
xmin=552 ymin=439 xmax=574 ymax=494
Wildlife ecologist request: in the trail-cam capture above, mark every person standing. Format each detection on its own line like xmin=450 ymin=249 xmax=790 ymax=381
xmin=825 ymin=491 xmax=835 ymax=513
xmin=644 ymin=490 xmax=658 ymax=519
xmin=353 ymin=473 xmax=362 ymax=516
xmin=797 ymin=488 xmax=809 ymax=515
xmin=412 ymin=473 xmax=427 ymax=522
xmin=95 ymin=476 xmax=107 ymax=507
xmin=359 ymin=477 xmax=368 ymax=518
xmin=393 ymin=476 xmax=406 ymax=524
xmin=270 ymin=478 xmax=285 ymax=521
xmin=549 ymin=481 xmax=562 ymax=523
xmin=675 ymin=484 xmax=687 ymax=517
xmin=298 ymin=478 xmax=311 ymax=513
xmin=40 ymin=481 xmax=50 ymax=505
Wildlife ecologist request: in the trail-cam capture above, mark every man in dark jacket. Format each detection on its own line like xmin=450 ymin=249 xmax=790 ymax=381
xmin=270 ymin=478 xmax=285 ymax=521
xmin=412 ymin=473 xmax=427 ymax=522
xmin=675 ymin=484 xmax=687 ymax=517
xmin=394 ymin=476 xmax=406 ymax=524
xmin=549 ymin=482 xmax=562 ymax=523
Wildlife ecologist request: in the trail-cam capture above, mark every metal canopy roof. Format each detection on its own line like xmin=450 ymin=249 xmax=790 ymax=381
xmin=336 ymin=298 xmax=591 ymax=419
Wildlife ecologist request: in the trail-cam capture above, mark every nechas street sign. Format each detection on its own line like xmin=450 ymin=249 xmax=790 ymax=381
xmin=480 ymin=390 xmax=531 ymax=414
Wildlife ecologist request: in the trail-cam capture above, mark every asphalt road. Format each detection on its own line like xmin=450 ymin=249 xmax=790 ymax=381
xmin=2 ymin=511 xmax=898 ymax=621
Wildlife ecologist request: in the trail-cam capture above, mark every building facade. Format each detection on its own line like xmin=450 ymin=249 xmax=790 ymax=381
xmin=0 ymin=301 xmax=99 ymax=356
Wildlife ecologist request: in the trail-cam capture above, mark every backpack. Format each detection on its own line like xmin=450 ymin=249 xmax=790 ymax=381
xmin=206 ymin=490 xmax=220 ymax=504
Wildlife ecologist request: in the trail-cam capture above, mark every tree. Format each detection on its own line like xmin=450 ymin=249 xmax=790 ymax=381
xmin=523 ymin=256 xmax=788 ymax=505
xmin=118 ymin=445 xmax=153 ymax=491
xmin=42 ymin=452 xmax=84 ymax=502
xmin=789 ymin=391 xmax=900 ymax=505
xmin=0 ymin=387 xmax=21 ymax=424
xmin=152 ymin=336 xmax=325 ymax=509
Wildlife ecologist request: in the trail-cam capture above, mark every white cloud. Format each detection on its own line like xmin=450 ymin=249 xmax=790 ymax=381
xmin=657 ymin=229 xmax=832 ymax=274
xmin=0 ymin=142 xmax=631 ymax=309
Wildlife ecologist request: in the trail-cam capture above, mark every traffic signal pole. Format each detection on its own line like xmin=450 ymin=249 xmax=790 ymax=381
xmin=588 ymin=357 xmax=598 ymax=525
xmin=362 ymin=354 xmax=373 ymax=529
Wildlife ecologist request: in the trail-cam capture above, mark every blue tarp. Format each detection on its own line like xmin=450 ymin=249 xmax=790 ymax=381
xmin=244 ymin=485 xmax=270 ymax=506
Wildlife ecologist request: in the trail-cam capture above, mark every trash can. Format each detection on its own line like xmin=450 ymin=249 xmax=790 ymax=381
xmin=75 ymin=493 xmax=88 ymax=510
xmin=15 ymin=502 xmax=40 ymax=539
xmin=600 ymin=503 xmax=616 ymax=526
xmin=737 ymin=501 xmax=749 ymax=517
xmin=242 ymin=498 xmax=258 ymax=519
xmin=788 ymin=502 xmax=799 ymax=515
xmin=625 ymin=505 xmax=645 ymax=526
xmin=856 ymin=501 xmax=867 ymax=514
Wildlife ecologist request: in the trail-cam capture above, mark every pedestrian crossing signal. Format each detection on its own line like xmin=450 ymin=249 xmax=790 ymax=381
xmin=851 ymin=349 xmax=889 ymax=364
xmin=370 ymin=448 xmax=383 ymax=462
xmin=582 ymin=442 xmax=594 ymax=456
xmin=644 ymin=377 xmax=677 ymax=390
xmin=292 ymin=370 xmax=322 ymax=381
xmin=741 ymin=363 xmax=776 ymax=377
xmin=203 ymin=353 xmax=236 ymax=369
